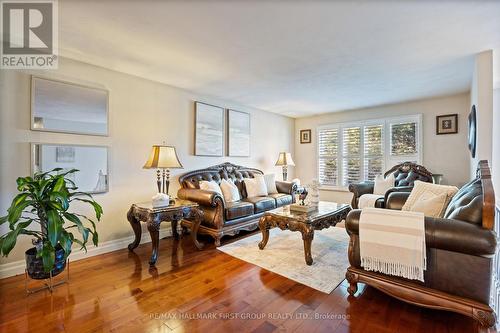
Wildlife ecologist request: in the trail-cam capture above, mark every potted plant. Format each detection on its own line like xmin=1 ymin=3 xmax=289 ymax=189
xmin=0 ymin=168 xmax=102 ymax=279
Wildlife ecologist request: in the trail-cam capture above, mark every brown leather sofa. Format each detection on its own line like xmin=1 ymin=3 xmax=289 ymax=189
xmin=177 ymin=162 xmax=297 ymax=246
xmin=348 ymin=162 xmax=433 ymax=209
xmin=345 ymin=160 xmax=497 ymax=327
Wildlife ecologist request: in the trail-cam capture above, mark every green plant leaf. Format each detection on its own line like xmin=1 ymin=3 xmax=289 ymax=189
xmin=7 ymin=200 xmax=32 ymax=224
xmin=52 ymin=177 xmax=65 ymax=193
xmin=72 ymin=198 xmax=103 ymax=220
xmin=10 ymin=192 xmax=30 ymax=207
xmin=46 ymin=210 xmax=62 ymax=247
xmin=0 ymin=220 xmax=32 ymax=256
xmin=39 ymin=243 xmax=55 ymax=272
xmin=63 ymin=212 xmax=89 ymax=244
xmin=0 ymin=216 xmax=7 ymax=225
xmin=49 ymin=191 xmax=69 ymax=211
xmin=59 ymin=230 xmax=73 ymax=260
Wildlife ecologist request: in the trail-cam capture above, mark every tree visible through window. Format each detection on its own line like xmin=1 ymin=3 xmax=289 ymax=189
xmin=391 ymin=122 xmax=417 ymax=155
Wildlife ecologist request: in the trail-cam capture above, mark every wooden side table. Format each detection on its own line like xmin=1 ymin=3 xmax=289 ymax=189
xmin=127 ymin=199 xmax=204 ymax=266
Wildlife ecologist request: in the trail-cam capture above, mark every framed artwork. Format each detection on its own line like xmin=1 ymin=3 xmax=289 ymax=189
xmin=228 ymin=109 xmax=250 ymax=157
xmin=300 ymin=129 xmax=312 ymax=144
xmin=468 ymin=106 xmax=477 ymax=158
xmin=436 ymin=114 xmax=458 ymax=135
xmin=33 ymin=144 xmax=109 ymax=194
xmin=31 ymin=76 xmax=109 ymax=136
xmin=195 ymin=102 xmax=224 ymax=156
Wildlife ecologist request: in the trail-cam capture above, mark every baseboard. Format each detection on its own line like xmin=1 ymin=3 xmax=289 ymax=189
xmin=0 ymin=226 xmax=172 ymax=279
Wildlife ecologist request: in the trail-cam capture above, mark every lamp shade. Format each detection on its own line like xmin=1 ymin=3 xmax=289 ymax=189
xmin=143 ymin=145 xmax=183 ymax=169
xmin=275 ymin=152 xmax=295 ymax=166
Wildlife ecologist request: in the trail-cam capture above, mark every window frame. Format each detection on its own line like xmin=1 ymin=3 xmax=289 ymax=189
xmin=316 ymin=114 xmax=422 ymax=191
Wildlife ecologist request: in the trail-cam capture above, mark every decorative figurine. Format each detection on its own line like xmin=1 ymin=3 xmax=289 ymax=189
xmin=299 ymin=188 xmax=308 ymax=205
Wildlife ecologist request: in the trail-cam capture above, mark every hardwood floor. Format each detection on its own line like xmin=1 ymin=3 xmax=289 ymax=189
xmin=0 ymin=230 xmax=493 ymax=333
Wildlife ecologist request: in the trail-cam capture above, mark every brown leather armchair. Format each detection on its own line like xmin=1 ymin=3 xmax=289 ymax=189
xmin=348 ymin=162 xmax=433 ymax=209
xmin=177 ymin=162 xmax=297 ymax=246
xmin=345 ymin=160 xmax=497 ymax=328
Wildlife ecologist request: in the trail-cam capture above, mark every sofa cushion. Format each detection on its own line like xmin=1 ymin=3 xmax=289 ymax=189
xmin=225 ymin=201 xmax=254 ymax=221
xmin=267 ymin=193 xmax=292 ymax=207
xmin=243 ymin=196 xmax=276 ymax=213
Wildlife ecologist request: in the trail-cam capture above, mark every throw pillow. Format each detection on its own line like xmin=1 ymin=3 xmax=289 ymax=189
xmin=373 ymin=173 xmax=395 ymax=195
xmin=199 ymin=180 xmax=223 ymax=196
xmin=409 ymin=192 xmax=449 ymax=217
xmin=244 ymin=175 xmax=268 ymax=197
xmin=402 ymin=181 xmax=459 ymax=218
xmin=220 ymin=179 xmax=241 ymax=203
xmin=263 ymin=174 xmax=278 ymax=194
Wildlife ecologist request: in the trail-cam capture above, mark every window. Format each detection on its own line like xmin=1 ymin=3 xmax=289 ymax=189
xmin=317 ymin=115 xmax=421 ymax=188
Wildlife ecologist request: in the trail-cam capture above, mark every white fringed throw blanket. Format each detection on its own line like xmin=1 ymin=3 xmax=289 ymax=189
xmin=359 ymin=208 xmax=426 ymax=282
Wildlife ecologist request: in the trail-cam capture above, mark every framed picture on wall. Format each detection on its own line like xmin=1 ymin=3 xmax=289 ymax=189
xmin=300 ymin=129 xmax=312 ymax=143
xmin=436 ymin=114 xmax=458 ymax=135
xmin=195 ymin=102 xmax=224 ymax=156
xmin=228 ymin=109 xmax=250 ymax=157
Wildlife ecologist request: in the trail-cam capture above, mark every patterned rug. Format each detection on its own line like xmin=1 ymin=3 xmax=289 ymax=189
xmin=218 ymin=226 xmax=350 ymax=294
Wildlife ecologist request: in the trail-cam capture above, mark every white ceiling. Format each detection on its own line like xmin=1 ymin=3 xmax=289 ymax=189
xmin=59 ymin=1 xmax=500 ymax=118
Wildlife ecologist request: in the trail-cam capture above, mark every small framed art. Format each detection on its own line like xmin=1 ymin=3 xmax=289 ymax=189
xmin=436 ymin=114 xmax=458 ymax=135
xmin=300 ymin=129 xmax=312 ymax=144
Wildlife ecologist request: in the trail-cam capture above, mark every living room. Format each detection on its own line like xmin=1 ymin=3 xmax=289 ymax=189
xmin=1 ymin=1 xmax=500 ymax=332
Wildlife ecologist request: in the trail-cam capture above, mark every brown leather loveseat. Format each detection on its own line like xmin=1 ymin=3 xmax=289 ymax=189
xmin=177 ymin=162 xmax=297 ymax=246
xmin=345 ymin=160 xmax=497 ymax=328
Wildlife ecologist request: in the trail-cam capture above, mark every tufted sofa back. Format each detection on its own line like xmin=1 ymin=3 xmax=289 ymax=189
xmin=444 ymin=178 xmax=483 ymax=225
xmin=384 ymin=162 xmax=433 ymax=187
xmin=178 ymin=162 xmax=263 ymax=195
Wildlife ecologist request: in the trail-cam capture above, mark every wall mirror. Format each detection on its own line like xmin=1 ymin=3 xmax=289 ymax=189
xmin=31 ymin=77 xmax=109 ymax=136
xmin=32 ymin=144 xmax=109 ymax=194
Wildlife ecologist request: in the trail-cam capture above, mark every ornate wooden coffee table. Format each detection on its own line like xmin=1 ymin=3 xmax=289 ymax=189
xmin=258 ymin=201 xmax=351 ymax=265
xmin=127 ymin=199 xmax=203 ymax=266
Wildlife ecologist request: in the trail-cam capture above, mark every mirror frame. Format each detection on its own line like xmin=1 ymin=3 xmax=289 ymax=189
xmin=468 ymin=105 xmax=477 ymax=158
xmin=31 ymin=76 xmax=110 ymax=136
xmin=31 ymin=143 xmax=110 ymax=194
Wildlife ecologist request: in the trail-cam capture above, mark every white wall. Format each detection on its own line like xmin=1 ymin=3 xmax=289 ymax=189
xmin=494 ymin=88 xmax=500 ymax=202
xmin=0 ymin=57 xmax=295 ymax=264
xmin=493 ymin=48 xmax=500 ymax=203
xmin=469 ymin=50 xmax=494 ymax=178
xmin=294 ymin=93 xmax=471 ymax=204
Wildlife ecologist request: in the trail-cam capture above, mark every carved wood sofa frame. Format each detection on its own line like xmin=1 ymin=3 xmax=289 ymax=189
xmin=345 ymin=160 xmax=497 ymax=328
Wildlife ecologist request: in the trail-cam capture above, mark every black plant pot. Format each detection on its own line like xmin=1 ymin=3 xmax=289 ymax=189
xmin=25 ymin=245 xmax=67 ymax=280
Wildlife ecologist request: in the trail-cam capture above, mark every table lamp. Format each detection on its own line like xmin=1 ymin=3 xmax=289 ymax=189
xmin=143 ymin=144 xmax=183 ymax=195
xmin=275 ymin=152 xmax=295 ymax=181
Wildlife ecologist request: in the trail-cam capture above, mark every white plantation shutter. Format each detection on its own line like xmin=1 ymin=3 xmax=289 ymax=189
xmin=364 ymin=124 xmax=384 ymax=181
xmin=318 ymin=128 xmax=339 ymax=186
xmin=317 ymin=115 xmax=420 ymax=188
xmin=342 ymin=127 xmax=361 ymax=186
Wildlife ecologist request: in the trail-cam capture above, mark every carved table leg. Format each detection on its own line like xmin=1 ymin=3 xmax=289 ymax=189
xmin=192 ymin=209 xmax=204 ymax=250
xmin=301 ymin=226 xmax=314 ymax=265
xmin=258 ymin=216 xmax=270 ymax=250
xmin=171 ymin=219 xmax=179 ymax=239
xmin=147 ymin=223 xmax=160 ymax=266
xmin=127 ymin=207 xmax=141 ymax=251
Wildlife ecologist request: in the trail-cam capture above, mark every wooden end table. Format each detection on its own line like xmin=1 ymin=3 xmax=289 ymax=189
xmin=258 ymin=201 xmax=351 ymax=265
xmin=127 ymin=199 xmax=204 ymax=266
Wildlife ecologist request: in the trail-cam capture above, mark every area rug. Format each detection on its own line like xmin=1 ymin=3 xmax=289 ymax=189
xmin=218 ymin=227 xmax=350 ymax=294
